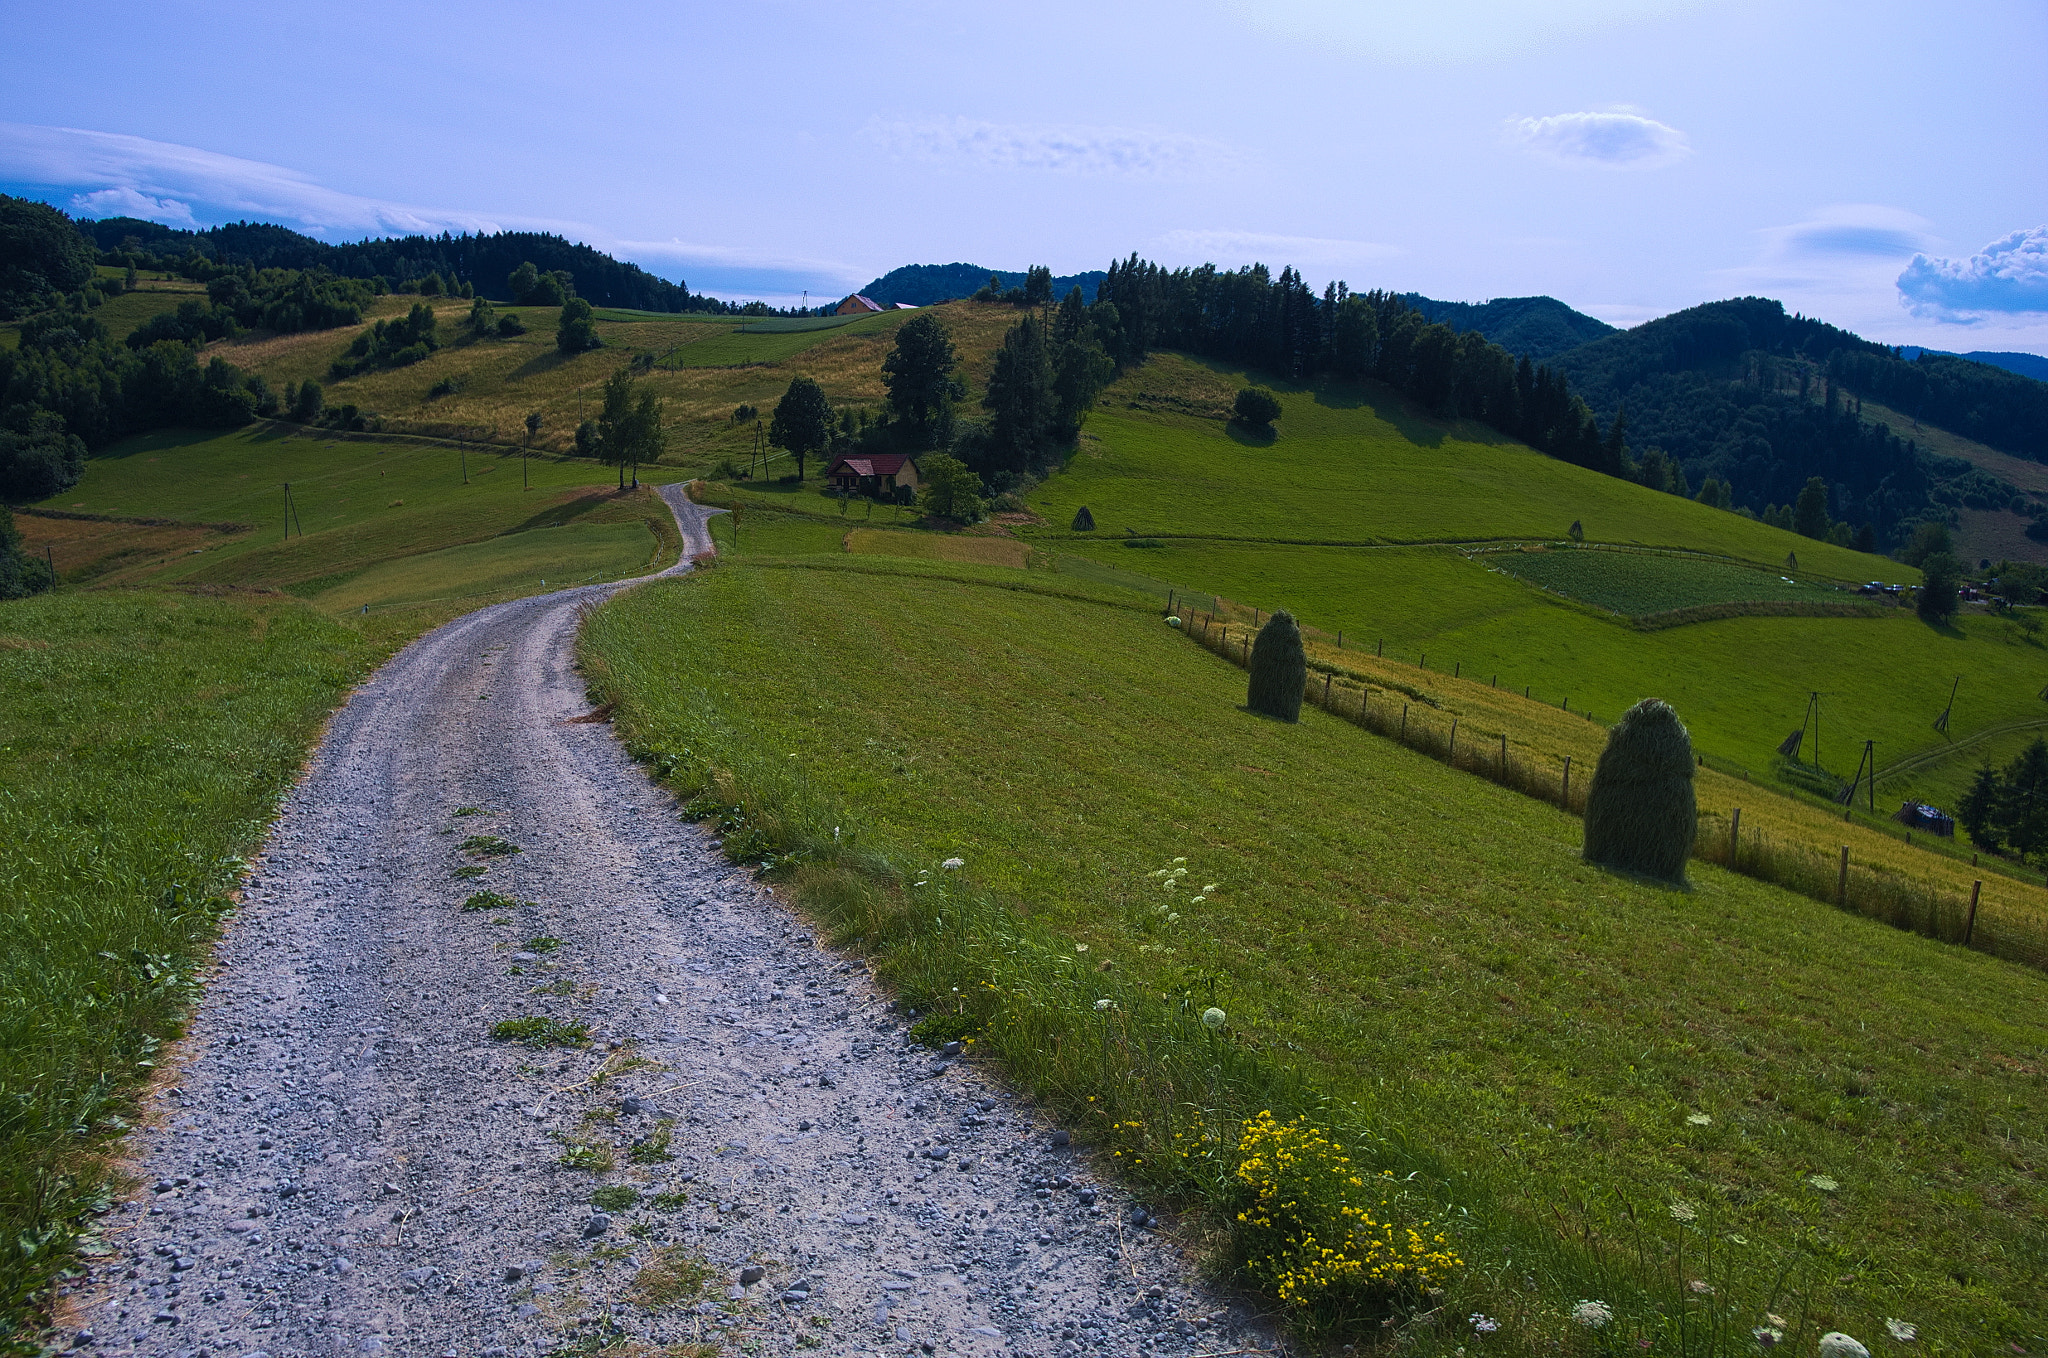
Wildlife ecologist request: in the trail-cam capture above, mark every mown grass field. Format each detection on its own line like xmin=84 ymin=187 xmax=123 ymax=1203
xmin=1024 ymin=355 xmax=1901 ymax=582
xmin=29 ymin=425 xmax=683 ymax=598
xmin=0 ymin=592 xmax=377 ymax=1342
xmin=1485 ymin=546 xmax=1848 ymax=616
xmin=1056 ymin=541 xmax=2048 ymax=787
xmin=309 ymin=519 xmax=662 ymax=614
xmin=583 ymin=556 xmax=2048 ymax=1355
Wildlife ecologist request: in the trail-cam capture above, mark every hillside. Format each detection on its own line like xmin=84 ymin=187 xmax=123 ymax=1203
xmin=1398 ymin=291 xmax=1616 ymax=360
xmin=583 ymin=547 xmax=2048 ymax=1351
xmin=1548 ymin=296 xmax=2048 ymax=550
xmin=74 ymin=214 xmax=706 ymax=312
xmin=1898 ymin=345 xmax=2048 ymax=382
xmin=860 ymin=262 xmax=1106 ymax=306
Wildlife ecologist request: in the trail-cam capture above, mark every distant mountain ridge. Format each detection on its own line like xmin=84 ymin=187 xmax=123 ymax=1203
xmin=860 ymin=263 xmax=1106 ymax=307
xmin=70 ymin=215 xmax=702 ymax=312
xmin=1896 ymin=347 xmax=2048 ymax=384
xmin=1397 ymin=292 xmax=1616 ymax=361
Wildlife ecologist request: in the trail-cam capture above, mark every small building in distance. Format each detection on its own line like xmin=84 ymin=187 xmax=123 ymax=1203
xmin=825 ymin=453 xmax=920 ymax=498
xmin=835 ymin=294 xmax=884 ymax=315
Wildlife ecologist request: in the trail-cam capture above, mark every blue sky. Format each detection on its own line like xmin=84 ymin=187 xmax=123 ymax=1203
xmin=4 ymin=0 xmax=2045 ymax=353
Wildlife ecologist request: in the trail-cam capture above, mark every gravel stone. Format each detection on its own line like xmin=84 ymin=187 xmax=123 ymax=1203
xmin=58 ymin=490 xmax=1271 ymax=1358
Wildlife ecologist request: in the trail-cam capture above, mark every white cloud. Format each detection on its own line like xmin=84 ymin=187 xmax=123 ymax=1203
xmin=1153 ymin=229 xmax=1399 ymax=270
xmin=68 ymin=186 xmax=198 ymax=228
xmin=1506 ymin=111 xmax=1691 ymax=169
xmin=0 ymin=122 xmax=512 ymax=238
xmin=1897 ymin=226 xmax=2048 ymax=321
xmin=1774 ymin=204 xmax=1931 ymax=259
xmin=1220 ymin=0 xmax=1712 ymax=62
xmin=864 ymin=117 xmax=1229 ymax=177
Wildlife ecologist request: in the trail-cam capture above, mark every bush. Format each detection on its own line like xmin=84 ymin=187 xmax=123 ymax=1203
xmin=1233 ymin=386 xmax=1283 ymax=429
xmin=1582 ymin=698 xmax=1697 ymax=884
xmin=1245 ymin=610 xmax=1306 ymax=722
xmin=0 ymin=505 xmax=56 ymax=600
xmin=1071 ymin=504 xmax=1095 ymax=531
xmin=290 ymin=378 xmax=324 ymax=424
xmin=496 ymin=312 xmax=526 ymax=337
xmin=557 ymin=297 xmax=601 ymax=354
xmin=575 ymin=419 xmax=599 ymax=457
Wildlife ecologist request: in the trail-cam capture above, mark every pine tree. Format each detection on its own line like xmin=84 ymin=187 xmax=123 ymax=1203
xmin=1245 ymin=611 xmax=1306 ymax=723
xmin=983 ymin=315 xmax=1056 ymax=473
xmin=1582 ymin=698 xmax=1697 ymax=884
xmin=1602 ymin=404 xmax=1629 ymax=475
xmin=881 ymin=315 xmax=964 ymax=449
xmin=1959 ymin=764 xmax=2004 ymax=851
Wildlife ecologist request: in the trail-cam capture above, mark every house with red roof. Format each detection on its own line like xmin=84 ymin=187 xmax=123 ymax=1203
xmin=824 ymin=452 xmax=920 ymax=498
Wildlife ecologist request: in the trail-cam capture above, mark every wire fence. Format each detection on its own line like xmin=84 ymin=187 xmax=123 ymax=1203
xmin=1179 ymin=609 xmax=2048 ymax=974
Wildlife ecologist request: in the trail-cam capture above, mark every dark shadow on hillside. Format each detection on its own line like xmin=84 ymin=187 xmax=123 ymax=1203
xmin=502 ymin=493 xmax=615 ymax=535
xmin=1224 ymin=423 xmax=1276 ymax=448
xmin=1584 ymin=858 xmax=1694 ymax=894
xmin=510 ymin=348 xmax=574 ymax=381
xmin=84 ymin=427 xmax=239 ymax=462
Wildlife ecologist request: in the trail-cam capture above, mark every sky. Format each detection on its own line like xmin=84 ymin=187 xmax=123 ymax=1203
xmin=3 ymin=0 xmax=2045 ymax=353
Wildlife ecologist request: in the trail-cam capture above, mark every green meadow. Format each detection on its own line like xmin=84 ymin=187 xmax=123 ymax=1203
xmin=0 ymin=592 xmax=376 ymax=1339
xmin=1485 ymin=545 xmax=1848 ymax=616
xmin=1024 ymin=356 xmax=1899 ymax=581
xmin=583 ymin=556 xmax=2048 ymax=1354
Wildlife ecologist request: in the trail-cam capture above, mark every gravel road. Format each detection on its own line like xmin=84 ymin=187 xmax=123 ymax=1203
xmin=64 ymin=485 xmax=1272 ymax=1358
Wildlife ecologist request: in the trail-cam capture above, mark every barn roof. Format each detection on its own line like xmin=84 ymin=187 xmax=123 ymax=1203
xmin=827 ymin=453 xmax=914 ymax=477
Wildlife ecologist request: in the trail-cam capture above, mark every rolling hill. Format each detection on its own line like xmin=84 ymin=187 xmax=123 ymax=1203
xmin=860 ymin=262 xmax=1106 ymax=306
xmin=1397 ymin=291 xmax=1616 ymax=360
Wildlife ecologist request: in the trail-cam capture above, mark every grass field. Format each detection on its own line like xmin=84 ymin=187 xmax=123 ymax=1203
xmin=0 ymin=591 xmax=377 ymax=1343
xmin=1057 ymin=540 xmax=2048 ymax=781
xmin=842 ymin=527 xmax=1029 ymax=568
xmin=309 ymin=519 xmax=663 ymax=614
xmin=1485 ymin=546 xmax=1850 ymax=616
xmin=582 ymin=556 xmax=2048 ymax=1354
xmin=1022 ymin=356 xmax=1902 ymax=583
xmin=29 ymin=426 xmax=683 ymax=596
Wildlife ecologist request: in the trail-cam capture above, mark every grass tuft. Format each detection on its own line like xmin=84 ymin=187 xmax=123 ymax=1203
xmin=490 ymin=1016 xmax=590 ymax=1048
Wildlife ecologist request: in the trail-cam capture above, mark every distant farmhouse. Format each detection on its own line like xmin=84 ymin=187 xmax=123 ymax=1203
xmin=833 ymin=293 xmax=920 ymax=315
xmin=825 ymin=453 xmax=920 ymax=499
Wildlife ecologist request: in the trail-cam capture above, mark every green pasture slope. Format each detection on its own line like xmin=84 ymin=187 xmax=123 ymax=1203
xmin=1027 ymin=361 xmax=2048 ymax=793
xmin=34 ymin=425 xmax=681 ymax=597
xmin=658 ymin=308 xmax=901 ymax=368
xmin=0 ymin=593 xmax=376 ymax=1342
xmin=584 ymin=556 xmax=2048 ymax=1353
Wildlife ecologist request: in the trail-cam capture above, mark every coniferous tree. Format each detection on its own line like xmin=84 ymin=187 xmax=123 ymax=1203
xmin=880 ymin=315 xmax=964 ymax=448
xmin=1793 ymin=476 xmax=1831 ymax=539
xmin=1959 ymin=764 xmax=2004 ymax=851
xmin=982 ymin=315 xmax=1056 ymax=473
xmin=1023 ymin=266 xmax=1053 ymax=310
xmin=1245 ymin=610 xmax=1306 ymax=722
xmin=1582 ymin=698 xmax=1697 ymax=884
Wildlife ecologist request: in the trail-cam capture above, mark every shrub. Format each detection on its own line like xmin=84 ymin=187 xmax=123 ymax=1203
xmin=1071 ymin=505 xmax=1096 ymax=531
xmin=557 ymin=297 xmax=601 ymax=354
xmin=496 ymin=312 xmax=526 ymax=337
xmin=1245 ymin=610 xmax=1306 ymax=722
xmin=1582 ymin=698 xmax=1696 ymax=883
xmin=290 ymin=378 xmax=324 ymax=424
xmin=1231 ymin=1112 xmax=1461 ymax=1318
xmin=575 ymin=419 xmax=599 ymax=457
xmin=1233 ymin=386 xmax=1283 ymax=429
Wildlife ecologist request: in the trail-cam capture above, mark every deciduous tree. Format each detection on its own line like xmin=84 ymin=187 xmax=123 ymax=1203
xmin=769 ymin=376 xmax=832 ymax=481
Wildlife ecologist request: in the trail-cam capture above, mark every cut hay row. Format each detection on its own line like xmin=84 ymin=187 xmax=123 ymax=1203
xmin=1180 ymin=610 xmax=2048 ymax=972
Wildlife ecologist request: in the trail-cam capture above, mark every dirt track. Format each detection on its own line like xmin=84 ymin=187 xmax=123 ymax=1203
xmin=65 ymin=484 xmax=1269 ymax=1358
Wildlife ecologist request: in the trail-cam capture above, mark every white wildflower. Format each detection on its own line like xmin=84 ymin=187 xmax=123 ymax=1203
xmin=1167 ymin=913 xmax=1180 ymax=923
xmin=1818 ymin=1334 xmax=1870 ymax=1358
xmin=1884 ymin=1319 xmax=1916 ymax=1343
xmin=1074 ymin=944 xmax=1088 ymax=953
xmin=1171 ymin=857 xmax=1186 ymax=864
xmin=1093 ymin=998 xmax=1116 ymax=1012
xmin=1201 ymin=1007 xmax=1226 ymax=1030
xmin=1570 ymin=1300 xmax=1612 ymax=1330
xmin=1668 ymin=1200 xmax=1697 ymax=1224
xmin=1189 ymin=896 xmax=1205 ymax=905
xmin=1468 ymin=1314 xmax=1498 ymax=1334
xmin=1808 ymin=1174 xmax=1839 ymax=1192
xmin=1752 ymin=1325 xmax=1783 ymax=1348
xmin=1687 ymin=1279 xmax=1713 ymax=1295
xmin=1203 ymin=883 xmax=1219 ymax=894
xmin=1686 ymin=1112 xmax=1712 ymax=1125
xmin=941 ymin=857 xmax=964 ymax=870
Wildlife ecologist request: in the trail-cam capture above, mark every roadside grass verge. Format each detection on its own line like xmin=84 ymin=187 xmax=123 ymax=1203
xmin=581 ymin=559 xmax=2048 ymax=1354
xmin=0 ymin=591 xmax=376 ymax=1347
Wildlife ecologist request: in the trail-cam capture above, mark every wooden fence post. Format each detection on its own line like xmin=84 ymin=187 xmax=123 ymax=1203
xmin=1729 ymin=807 xmax=1741 ymax=864
xmin=1337 ymin=630 xmax=1342 ymax=648
xmin=1323 ymin=673 xmax=1332 ymax=706
xmin=1965 ymin=880 xmax=1981 ymax=945
xmin=1377 ymin=638 xmax=1383 ymax=657
xmin=1449 ymin=719 xmax=1458 ymax=759
xmin=1420 ymin=653 xmax=1426 ymax=670
xmin=1837 ymin=846 xmax=1850 ymax=905
xmin=1454 ymin=661 xmax=1460 ymax=678
xmin=1562 ymin=755 xmax=1571 ymax=807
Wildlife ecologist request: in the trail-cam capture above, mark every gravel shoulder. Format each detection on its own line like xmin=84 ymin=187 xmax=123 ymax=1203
xmin=64 ymin=484 xmax=1273 ymax=1358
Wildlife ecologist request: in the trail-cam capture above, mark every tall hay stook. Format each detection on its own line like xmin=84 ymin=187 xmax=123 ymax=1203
xmin=1582 ymin=698 xmax=1697 ymax=884
xmin=1246 ymin=610 xmax=1307 ymax=723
